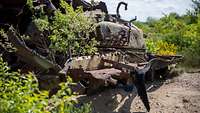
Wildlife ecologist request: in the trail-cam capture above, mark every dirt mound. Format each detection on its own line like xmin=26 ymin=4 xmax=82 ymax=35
xmin=78 ymin=72 xmax=200 ymax=113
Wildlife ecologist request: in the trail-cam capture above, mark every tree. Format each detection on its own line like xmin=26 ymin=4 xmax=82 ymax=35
xmin=192 ymin=0 xmax=200 ymax=15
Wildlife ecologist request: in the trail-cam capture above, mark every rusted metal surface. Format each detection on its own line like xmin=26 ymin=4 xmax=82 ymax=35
xmin=0 ymin=0 xmax=183 ymax=112
xmin=96 ymin=21 xmax=145 ymax=49
xmin=68 ymin=67 xmax=132 ymax=94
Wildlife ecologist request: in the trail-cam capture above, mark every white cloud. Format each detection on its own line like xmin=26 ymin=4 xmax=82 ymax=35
xmin=86 ymin=0 xmax=193 ymax=21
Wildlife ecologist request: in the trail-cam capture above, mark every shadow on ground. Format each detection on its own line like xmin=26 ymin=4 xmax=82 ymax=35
xmin=77 ymin=79 xmax=168 ymax=113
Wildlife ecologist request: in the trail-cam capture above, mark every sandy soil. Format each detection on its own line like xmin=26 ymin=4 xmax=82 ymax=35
xmin=78 ymin=72 xmax=200 ymax=113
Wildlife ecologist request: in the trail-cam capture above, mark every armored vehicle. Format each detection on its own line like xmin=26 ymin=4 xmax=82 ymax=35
xmin=0 ymin=0 xmax=182 ymax=112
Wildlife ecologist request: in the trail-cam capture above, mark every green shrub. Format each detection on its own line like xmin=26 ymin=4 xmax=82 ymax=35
xmin=0 ymin=56 xmax=48 ymax=113
xmin=136 ymin=9 xmax=200 ymax=67
xmin=1 ymin=1 xmax=95 ymax=112
xmin=145 ymin=39 xmax=177 ymax=55
xmin=30 ymin=0 xmax=98 ymax=56
xmin=182 ymin=37 xmax=200 ymax=67
xmin=0 ymin=56 xmax=91 ymax=113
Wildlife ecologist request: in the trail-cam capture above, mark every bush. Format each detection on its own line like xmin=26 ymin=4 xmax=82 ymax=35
xmin=0 ymin=56 xmax=48 ymax=113
xmin=0 ymin=56 xmax=91 ymax=113
xmin=31 ymin=0 xmax=98 ymax=56
xmin=136 ymin=9 xmax=200 ymax=67
xmin=145 ymin=39 xmax=177 ymax=56
xmin=182 ymin=38 xmax=200 ymax=67
xmin=1 ymin=1 xmax=94 ymax=112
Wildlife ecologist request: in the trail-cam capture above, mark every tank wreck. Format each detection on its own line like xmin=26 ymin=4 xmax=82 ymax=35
xmin=0 ymin=0 xmax=182 ymax=112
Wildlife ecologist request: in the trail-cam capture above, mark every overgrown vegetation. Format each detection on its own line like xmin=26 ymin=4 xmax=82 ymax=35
xmin=145 ymin=39 xmax=177 ymax=55
xmin=29 ymin=0 xmax=98 ymax=56
xmin=0 ymin=0 xmax=95 ymax=112
xmin=48 ymin=3 xmax=98 ymax=55
xmin=0 ymin=56 xmax=91 ymax=113
xmin=1 ymin=0 xmax=199 ymax=112
xmin=135 ymin=0 xmax=200 ymax=67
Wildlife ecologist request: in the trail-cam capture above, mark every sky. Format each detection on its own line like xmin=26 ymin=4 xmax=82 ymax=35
xmin=85 ymin=0 xmax=193 ymax=21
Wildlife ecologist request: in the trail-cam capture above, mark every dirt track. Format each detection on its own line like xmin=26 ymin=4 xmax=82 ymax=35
xmin=78 ymin=72 xmax=200 ymax=113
